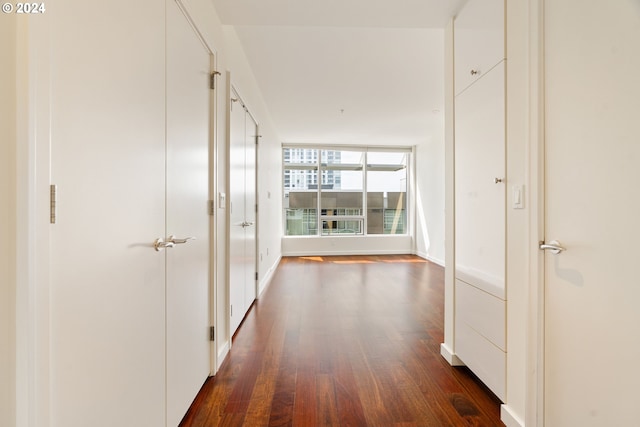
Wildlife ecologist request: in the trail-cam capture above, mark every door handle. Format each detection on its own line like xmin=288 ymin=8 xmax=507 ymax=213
xmin=168 ymin=235 xmax=195 ymax=244
xmin=154 ymin=238 xmax=175 ymax=252
xmin=241 ymin=221 xmax=254 ymax=228
xmin=539 ymin=240 xmax=566 ymax=254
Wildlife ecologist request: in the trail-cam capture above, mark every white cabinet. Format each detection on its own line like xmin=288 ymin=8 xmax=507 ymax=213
xmin=454 ymin=63 xmax=505 ymax=299
xmin=454 ymin=0 xmax=505 ymax=95
xmin=453 ymin=0 xmax=506 ymax=402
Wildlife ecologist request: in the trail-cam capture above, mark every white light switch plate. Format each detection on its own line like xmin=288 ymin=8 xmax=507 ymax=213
xmin=512 ymin=185 xmax=524 ymax=209
xmin=219 ymin=192 xmax=226 ymax=209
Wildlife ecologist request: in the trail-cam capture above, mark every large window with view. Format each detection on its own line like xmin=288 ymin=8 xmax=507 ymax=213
xmin=283 ymin=146 xmax=409 ymax=237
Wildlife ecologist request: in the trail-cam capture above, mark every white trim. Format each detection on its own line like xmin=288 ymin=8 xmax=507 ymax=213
xmin=282 ymin=249 xmax=411 ymax=257
xmin=528 ymin=0 xmax=545 ymax=425
xmin=442 ymin=16 xmax=457 ymax=382
xmin=501 ymin=404 xmax=525 ymax=427
xmin=16 ymin=14 xmax=52 ymax=427
xmin=216 ymin=340 xmax=230 ymax=372
xmin=439 ymin=343 xmax=465 ymax=366
xmin=425 ymin=255 xmax=444 ymax=267
xmin=415 ymin=250 xmax=445 ymax=267
xmin=258 ymin=255 xmax=281 ymax=297
xmin=283 ymin=143 xmax=413 ymax=153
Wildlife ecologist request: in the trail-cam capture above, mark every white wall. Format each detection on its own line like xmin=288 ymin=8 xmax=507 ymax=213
xmin=283 ymin=235 xmax=413 ymax=256
xmin=1 ymin=15 xmax=17 ymax=427
xmin=414 ymin=118 xmax=445 ymax=265
xmin=221 ymin=26 xmax=283 ymax=297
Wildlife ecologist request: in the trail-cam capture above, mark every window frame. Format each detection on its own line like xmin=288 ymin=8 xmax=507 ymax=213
xmin=283 ymin=144 xmax=411 ymax=237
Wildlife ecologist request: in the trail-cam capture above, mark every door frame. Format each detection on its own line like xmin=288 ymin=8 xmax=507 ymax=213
xmin=525 ymin=0 xmax=546 ymax=425
xmin=173 ymin=0 xmax=219 ymax=378
xmin=16 ymin=15 xmax=53 ymax=426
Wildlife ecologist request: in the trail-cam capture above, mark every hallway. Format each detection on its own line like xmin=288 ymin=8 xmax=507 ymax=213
xmin=181 ymin=255 xmax=503 ymax=426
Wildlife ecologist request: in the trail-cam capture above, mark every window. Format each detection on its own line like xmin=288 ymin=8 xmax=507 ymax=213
xmin=283 ymin=146 xmax=410 ymax=237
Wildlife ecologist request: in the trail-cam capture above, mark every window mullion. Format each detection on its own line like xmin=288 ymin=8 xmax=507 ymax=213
xmin=316 ymin=149 xmax=321 ymax=236
xmin=363 ymin=151 xmax=368 ymax=236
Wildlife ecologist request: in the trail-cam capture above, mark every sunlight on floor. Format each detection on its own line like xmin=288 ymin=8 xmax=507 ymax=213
xmin=332 ymin=260 xmax=375 ymax=264
xmin=299 ymin=256 xmax=324 ymax=262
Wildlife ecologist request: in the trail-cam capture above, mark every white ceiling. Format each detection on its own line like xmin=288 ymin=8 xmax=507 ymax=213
xmin=212 ymin=0 xmax=466 ymax=145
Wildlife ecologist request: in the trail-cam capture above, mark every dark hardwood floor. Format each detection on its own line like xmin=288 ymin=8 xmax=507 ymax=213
xmin=180 ymin=255 xmax=504 ymax=427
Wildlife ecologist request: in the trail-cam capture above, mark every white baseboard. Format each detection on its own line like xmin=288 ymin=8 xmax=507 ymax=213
xmin=426 ymin=256 xmax=444 ymax=267
xmin=501 ymin=404 xmax=525 ymax=427
xmin=415 ymin=250 xmax=429 ymax=259
xmin=216 ymin=340 xmax=230 ymax=372
xmin=258 ymin=255 xmax=282 ymax=297
xmin=440 ymin=343 xmax=465 ymax=366
xmin=414 ymin=250 xmax=445 ymax=267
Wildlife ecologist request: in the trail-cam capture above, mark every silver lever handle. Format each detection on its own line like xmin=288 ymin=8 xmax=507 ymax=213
xmin=241 ymin=221 xmax=254 ymax=228
xmin=154 ymin=238 xmax=175 ymax=252
xmin=168 ymin=235 xmax=195 ymax=244
xmin=539 ymin=240 xmax=566 ymax=254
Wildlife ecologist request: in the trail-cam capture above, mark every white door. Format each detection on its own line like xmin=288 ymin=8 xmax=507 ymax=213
xmin=543 ymin=1 xmax=640 ymax=425
xmin=244 ymin=114 xmax=258 ymax=310
xmin=165 ymin=1 xmax=211 ymax=425
xmin=454 ymin=63 xmax=505 ymax=299
xmin=229 ymin=93 xmax=247 ymax=334
xmin=228 ymin=90 xmax=258 ymax=335
xmin=50 ymin=1 xmax=166 ymax=425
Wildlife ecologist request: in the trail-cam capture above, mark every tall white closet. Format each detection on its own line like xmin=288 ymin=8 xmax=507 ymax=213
xmin=453 ymin=0 xmax=507 ymax=401
xmin=228 ymin=87 xmax=258 ymax=335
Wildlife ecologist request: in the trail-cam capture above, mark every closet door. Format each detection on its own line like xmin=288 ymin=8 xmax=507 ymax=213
xmin=229 ymin=93 xmax=248 ymax=334
xmin=228 ymin=90 xmax=258 ymax=335
xmin=454 ymin=64 xmax=506 ymax=299
xmin=165 ymin=1 xmax=211 ymax=425
xmin=49 ymin=0 xmax=167 ymax=425
xmin=454 ymin=63 xmax=506 ymax=401
xmin=243 ymin=114 xmax=258 ymax=310
xmin=454 ymin=0 xmax=505 ymax=95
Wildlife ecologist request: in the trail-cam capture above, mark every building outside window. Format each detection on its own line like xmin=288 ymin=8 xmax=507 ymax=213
xmin=283 ymin=146 xmax=409 ymax=237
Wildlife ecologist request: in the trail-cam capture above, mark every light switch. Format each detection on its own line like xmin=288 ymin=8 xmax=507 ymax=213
xmin=219 ymin=192 xmax=226 ymax=209
xmin=512 ymin=185 xmax=524 ymax=209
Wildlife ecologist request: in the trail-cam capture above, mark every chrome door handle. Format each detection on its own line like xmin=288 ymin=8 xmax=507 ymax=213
xmin=539 ymin=240 xmax=566 ymax=254
xmin=241 ymin=221 xmax=254 ymax=228
xmin=168 ymin=235 xmax=195 ymax=244
xmin=154 ymin=238 xmax=175 ymax=252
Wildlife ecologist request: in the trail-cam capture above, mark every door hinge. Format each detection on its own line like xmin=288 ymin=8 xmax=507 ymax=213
xmin=255 ymin=203 xmax=258 ymax=213
xmin=255 ymin=272 xmax=258 ymax=281
xmin=209 ymin=326 xmax=215 ymax=341
xmin=210 ymin=71 xmax=221 ymax=90
xmin=50 ymin=184 xmax=57 ymax=224
xmin=208 ymin=200 xmax=215 ymax=216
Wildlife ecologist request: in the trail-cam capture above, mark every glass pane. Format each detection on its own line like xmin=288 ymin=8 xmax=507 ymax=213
xmin=283 ymin=147 xmax=318 ymax=165
xmin=320 ymin=192 xmax=363 ymax=212
xmin=283 ymin=149 xmax=319 ymax=235
xmin=285 ymin=208 xmax=317 ymax=236
xmin=320 ymin=149 xmax=363 ymax=191
xmin=321 ymin=219 xmax=363 ymax=235
xmin=367 ymin=151 xmax=407 ymax=235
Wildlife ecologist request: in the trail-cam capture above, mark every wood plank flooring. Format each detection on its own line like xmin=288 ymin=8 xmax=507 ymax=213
xmin=180 ymin=255 xmax=504 ymax=427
